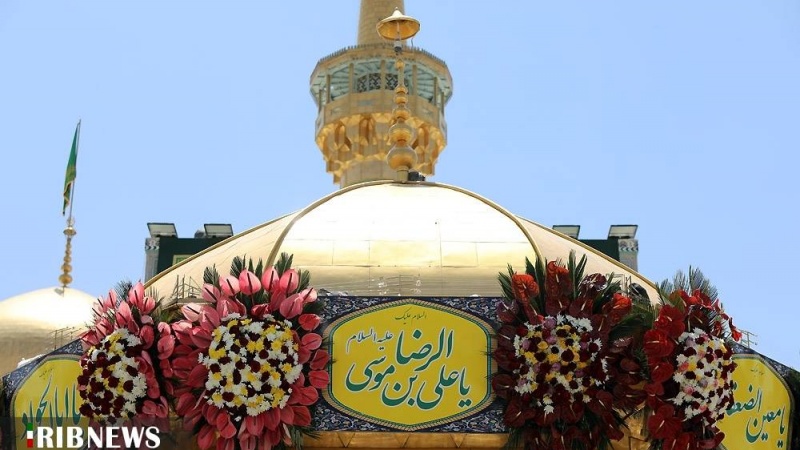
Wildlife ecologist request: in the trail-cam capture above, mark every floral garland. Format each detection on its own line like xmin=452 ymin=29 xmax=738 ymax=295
xmin=493 ymin=252 xmax=648 ymax=450
xmin=167 ymin=253 xmax=330 ymax=450
xmin=643 ymin=289 xmax=739 ymax=450
xmin=78 ymin=282 xmax=171 ymax=424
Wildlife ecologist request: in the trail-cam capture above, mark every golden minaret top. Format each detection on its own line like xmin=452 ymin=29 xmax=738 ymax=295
xmin=310 ymin=1 xmax=453 ymax=187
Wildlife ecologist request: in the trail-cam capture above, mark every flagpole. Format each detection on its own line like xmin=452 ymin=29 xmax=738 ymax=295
xmin=66 ymin=120 xmax=81 ymax=222
xmin=59 ymin=120 xmax=80 ymax=289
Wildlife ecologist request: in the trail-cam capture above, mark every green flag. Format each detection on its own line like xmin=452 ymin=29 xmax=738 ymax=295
xmin=63 ymin=121 xmax=80 ymax=216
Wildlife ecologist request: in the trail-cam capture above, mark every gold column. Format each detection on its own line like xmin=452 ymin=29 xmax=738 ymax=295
xmin=358 ymin=0 xmax=406 ymax=45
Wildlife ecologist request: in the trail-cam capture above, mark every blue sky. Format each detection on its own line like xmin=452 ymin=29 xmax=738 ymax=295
xmin=1 ymin=1 xmax=798 ymax=368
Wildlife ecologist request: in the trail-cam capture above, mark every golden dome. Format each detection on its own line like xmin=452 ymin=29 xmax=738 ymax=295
xmin=147 ymin=181 xmax=658 ymax=301
xmin=0 ymin=286 xmax=95 ymax=375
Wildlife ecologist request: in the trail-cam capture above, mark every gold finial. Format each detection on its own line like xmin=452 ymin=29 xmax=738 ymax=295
xmin=378 ymin=9 xmax=421 ymax=182
xmin=59 ymin=218 xmax=76 ymax=288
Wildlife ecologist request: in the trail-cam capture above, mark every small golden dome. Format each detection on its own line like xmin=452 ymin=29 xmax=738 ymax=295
xmin=0 ymin=286 xmax=95 ymax=375
xmin=147 ymin=181 xmax=658 ymax=301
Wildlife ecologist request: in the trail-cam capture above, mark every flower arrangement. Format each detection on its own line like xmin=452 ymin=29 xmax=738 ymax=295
xmin=493 ymin=252 xmax=648 ymax=450
xmin=643 ymin=289 xmax=739 ymax=450
xmin=167 ymin=253 xmax=330 ymax=450
xmin=78 ymin=282 xmax=171 ymax=424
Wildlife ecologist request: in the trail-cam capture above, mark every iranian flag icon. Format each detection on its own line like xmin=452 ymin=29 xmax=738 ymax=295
xmin=26 ymin=423 xmax=33 ymax=448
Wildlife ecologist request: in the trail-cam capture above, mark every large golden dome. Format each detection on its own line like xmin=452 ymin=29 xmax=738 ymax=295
xmin=0 ymin=286 xmax=95 ymax=375
xmin=147 ymin=181 xmax=658 ymax=302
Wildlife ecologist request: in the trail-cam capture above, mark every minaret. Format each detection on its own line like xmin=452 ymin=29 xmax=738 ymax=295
xmin=310 ymin=1 xmax=453 ymax=187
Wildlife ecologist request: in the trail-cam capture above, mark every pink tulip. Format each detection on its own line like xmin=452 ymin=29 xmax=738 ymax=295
xmin=263 ymin=428 xmax=282 ymax=448
xmin=280 ymin=405 xmax=295 ymax=425
xmin=238 ymin=270 xmax=261 ymax=295
xmin=176 ymin=393 xmax=196 ymax=415
xmin=309 ymin=370 xmax=330 ymax=389
xmin=216 ymin=414 xmax=236 ymax=439
xmin=181 ymin=304 xmax=203 ymax=322
xmin=291 ymin=406 xmax=312 ymax=426
xmin=239 ymin=435 xmax=256 ymax=450
xmin=261 ymin=268 xmax=279 ymax=293
xmin=269 ymin=291 xmax=286 ymax=313
xmin=199 ymin=305 xmax=221 ymax=331
xmin=301 ymin=333 xmax=322 ymax=350
xmin=157 ymin=334 xmax=175 ymax=358
xmin=264 ymin=408 xmax=281 ymax=430
xmin=188 ymin=364 xmax=209 ymax=389
xmin=141 ymin=296 xmax=156 ymax=315
xmin=140 ymin=325 xmax=155 ymax=348
xmin=216 ymin=298 xmax=245 ymax=320
xmin=298 ymin=288 xmax=317 ymax=305
xmin=190 ymin=327 xmax=213 ymax=348
xmin=220 ymin=276 xmax=240 ymax=297
xmin=297 ymin=346 xmax=312 ymax=364
xmin=278 ymin=270 xmax=299 ymax=294
xmin=128 ymin=282 xmax=151 ymax=312
xmin=197 ymin=424 xmax=216 ymax=450
xmin=251 ymin=304 xmax=270 ymax=319
xmin=244 ymin=415 xmax=263 ymax=436
xmin=298 ymin=314 xmax=321 ymax=331
xmin=115 ymin=301 xmax=133 ymax=328
xmin=310 ymin=350 xmax=330 ymax=370
xmin=290 ymin=386 xmax=319 ymax=405
xmin=279 ymin=294 xmax=304 ymax=319
xmin=202 ymin=284 xmax=222 ymax=303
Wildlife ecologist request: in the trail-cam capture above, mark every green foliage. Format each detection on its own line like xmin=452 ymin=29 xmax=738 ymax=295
xmin=659 ymin=266 xmax=718 ymax=301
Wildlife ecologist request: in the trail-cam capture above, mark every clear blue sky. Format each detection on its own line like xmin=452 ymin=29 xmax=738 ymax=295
xmin=1 ymin=1 xmax=798 ymax=368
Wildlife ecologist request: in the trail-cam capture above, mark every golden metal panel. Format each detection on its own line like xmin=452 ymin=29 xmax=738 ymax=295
xmin=0 ymin=287 xmax=96 ymax=375
xmin=476 ymin=242 xmax=536 ymax=267
xmin=332 ymin=240 xmax=371 ymax=265
xmin=280 ymin=239 xmax=334 ymax=266
xmin=440 ymin=241 xmax=478 ymax=267
xmin=369 ymin=240 xmax=440 ymax=266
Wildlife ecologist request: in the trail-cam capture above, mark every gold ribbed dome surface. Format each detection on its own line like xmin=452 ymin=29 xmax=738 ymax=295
xmin=0 ymin=286 xmax=95 ymax=375
xmin=147 ymin=181 xmax=658 ymax=302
